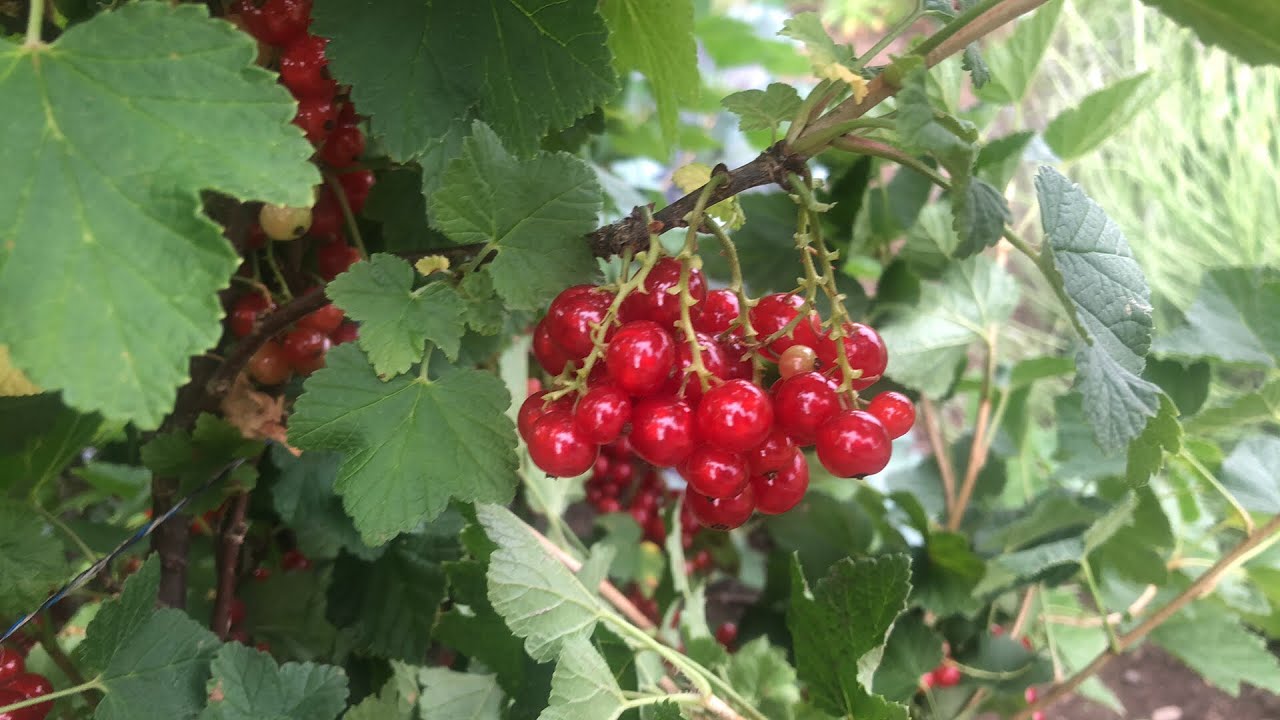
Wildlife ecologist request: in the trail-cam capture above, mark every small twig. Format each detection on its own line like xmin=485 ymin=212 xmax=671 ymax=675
xmin=948 ymin=327 xmax=998 ymax=531
xmin=205 ymin=288 xmax=328 ymax=399
xmin=921 ymin=398 xmax=957 ymax=514
xmin=210 ymin=492 xmax=252 ymax=640
xmin=1179 ymin=449 xmax=1255 ymax=535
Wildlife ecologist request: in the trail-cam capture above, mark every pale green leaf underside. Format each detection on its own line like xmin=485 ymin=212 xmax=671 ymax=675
xmin=538 ymin=639 xmax=627 ymax=720
xmin=417 ymin=668 xmax=505 ymax=720
xmin=0 ymin=2 xmax=317 ymax=428
xmin=289 ymin=345 xmax=517 ymax=545
xmin=200 ymin=643 xmax=349 ymax=720
xmin=1221 ymin=434 xmax=1280 ymax=514
xmin=1154 ymin=267 xmax=1280 ymax=367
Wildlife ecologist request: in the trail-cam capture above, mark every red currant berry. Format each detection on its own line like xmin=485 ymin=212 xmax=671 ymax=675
xmin=281 ymin=548 xmax=312 ymax=571
xmin=235 ymin=0 xmax=311 ymax=46
xmin=330 ymin=321 xmax=358 ymax=345
xmin=696 ymin=379 xmax=773 ymax=453
xmin=527 ymin=411 xmax=598 ymax=477
xmin=718 ymin=333 xmax=754 ymax=380
xmin=0 ymin=688 xmax=30 ymax=720
xmin=867 ymin=391 xmax=915 ymax=439
xmin=748 ymin=293 xmax=810 ymax=359
xmin=3 ymin=672 xmax=52 ymax=718
xmin=606 ymin=321 xmax=676 ymax=397
xmin=248 ymin=340 xmax=292 ymax=385
xmin=752 ymin=448 xmax=809 ymax=515
xmin=292 ymin=95 xmax=335 ymax=145
xmin=637 ymin=257 xmax=706 ymax=326
xmin=815 ymin=410 xmax=891 ymax=478
xmin=316 ymin=240 xmax=360 ymax=280
xmin=573 ymin=385 xmax=632 ymax=445
xmin=1024 ymin=687 xmax=1038 ymax=704
xmin=714 ymin=621 xmax=738 ymax=649
xmin=516 ymin=391 xmax=571 ymax=441
xmin=318 ymin=124 xmax=365 ymax=168
xmin=666 ymin=331 xmax=727 ymax=404
xmin=932 ymin=665 xmax=961 ymax=687
xmin=1032 ymin=713 xmax=1045 ymax=720
xmin=692 ymin=289 xmax=740 ymax=335
xmin=597 ymin=496 xmax=622 ymax=514
xmin=252 ymin=566 xmax=272 ymax=582
xmin=606 ymin=460 xmax=633 ymax=486
xmin=547 ymin=285 xmax=612 ymax=360
xmin=777 ymin=344 xmax=817 ymax=380
xmin=681 ymin=446 xmax=749 ymax=499
xmin=685 ymin=484 xmax=755 ymax=530
xmin=820 ymin=322 xmax=887 ymax=391
xmin=532 ymin=318 xmax=573 ymax=375
xmin=629 ymin=396 xmax=696 ymax=468
xmin=0 ymin=647 xmax=24 ymax=682
xmin=296 ymin=303 xmax=344 ymax=334
xmin=337 ymin=169 xmax=375 ymax=214
xmin=309 ymin=186 xmax=343 ymax=241
xmin=228 ymin=597 xmax=247 ymax=627
xmin=229 ymin=293 xmax=274 ymax=338
xmin=773 ymin=371 xmax=841 ymax=446
xmin=748 ymin=428 xmax=795 ymax=475
xmin=279 ymin=35 xmax=333 ymax=100
xmin=281 ymin=327 xmax=330 ymax=374
xmin=919 ymin=673 xmax=935 ymax=690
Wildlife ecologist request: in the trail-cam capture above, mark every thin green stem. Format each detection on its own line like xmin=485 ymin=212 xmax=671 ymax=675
xmin=1179 ymin=449 xmax=1256 ymax=535
xmin=33 ymin=503 xmax=96 ymax=563
xmin=621 ymin=693 xmax=703 ymax=711
xmin=914 ymin=0 xmax=1004 ymax=57
xmin=854 ymin=1 xmax=925 ymax=69
xmin=25 ymin=0 xmax=45 ymax=45
xmin=611 ymin=620 xmax=712 ymax=696
xmin=702 ymin=220 xmax=765 ymax=383
xmin=834 ymin=136 xmax=952 ymax=188
xmin=0 ymin=678 xmax=103 ymax=714
xmin=262 ymin=243 xmax=293 ymax=300
xmin=785 ymin=79 xmax=838 ymax=146
xmin=1080 ymin=559 xmax=1121 ymax=652
xmin=323 ymin=171 xmax=368 ymax=258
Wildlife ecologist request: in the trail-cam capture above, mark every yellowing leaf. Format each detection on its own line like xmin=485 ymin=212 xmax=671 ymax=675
xmin=0 ymin=346 xmax=40 ymax=397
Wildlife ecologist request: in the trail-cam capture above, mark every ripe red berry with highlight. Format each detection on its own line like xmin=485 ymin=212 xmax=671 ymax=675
xmin=629 ymin=396 xmax=696 ymax=468
xmin=0 ymin=688 xmax=26 ymax=720
xmin=606 ymin=321 xmax=676 ymax=397
xmin=666 ymin=331 xmax=727 ymax=404
xmin=932 ymin=665 xmax=961 ymax=687
xmin=279 ymin=35 xmax=333 ymax=99
xmin=527 ymin=412 xmax=598 ymax=478
xmin=547 ymin=285 xmax=612 ymax=359
xmin=319 ymin=124 xmax=365 ymax=168
xmin=296 ymin=303 xmax=344 ymax=334
xmin=821 ymin=322 xmax=888 ymax=391
xmin=0 ymin=647 xmax=24 ymax=683
xmin=330 ymin=321 xmax=358 ymax=345
xmin=281 ymin=327 xmax=330 ymax=374
xmin=573 ymin=385 xmax=632 ymax=444
xmin=681 ymin=446 xmax=749 ymax=499
xmin=752 ymin=448 xmax=809 ymax=515
xmin=518 ymin=391 xmax=572 ymax=440
xmin=748 ymin=428 xmax=795 ymax=475
xmin=715 ymin=622 xmax=738 ymax=649
xmin=692 ymin=289 xmax=740 ymax=335
xmin=532 ymin=319 xmax=574 ymax=375
xmin=747 ymin=293 xmax=803 ymax=358
xmin=292 ymin=96 xmax=335 ymax=145
xmin=248 ymin=340 xmax=292 ymax=385
xmin=867 ymin=391 xmax=915 ymax=438
xmin=815 ymin=410 xmax=891 ymax=478
xmin=337 ymin=169 xmax=375 ymax=214
xmin=686 ymin=483 xmax=755 ymax=530
xmin=229 ymin=293 xmax=274 ymax=338
xmin=637 ymin=257 xmax=706 ymax=326
xmin=281 ymin=548 xmax=312 ymax=571
xmin=3 ymin=673 xmax=53 ymax=719
xmin=718 ymin=333 xmax=754 ymax=380
xmin=696 ymin=379 xmax=774 ymax=452
xmin=773 ymin=371 xmax=841 ymax=446
xmin=316 ymin=240 xmax=360 ymax=280
xmin=309 ymin=186 xmax=343 ymax=241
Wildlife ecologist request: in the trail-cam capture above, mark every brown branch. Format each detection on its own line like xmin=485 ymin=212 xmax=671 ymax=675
xmin=921 ymin=398 xmax=957 ymax=513
xmin=1014 ymin=513 xmax=1280 ymax=720
xmin=210 ymin=492 xmax=252 ymax=640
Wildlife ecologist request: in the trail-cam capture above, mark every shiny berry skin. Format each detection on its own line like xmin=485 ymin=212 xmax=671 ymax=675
xmin=692 ymin=289 xmax=740 ymax=335
xmin=319 ymin=124 xmax=365 ymax=168
xmin=681 ymin=446 xmax=749 ymax=499
xmin=281 ymin=327 xmax=330 ymax=374
xmin=1024 ymin=687 xmax=1038 ymax=704
xmin=233 ymin=0 xmax=311 ymax=46
xmin=867 ymin=391 xmax=915 ymax=439
xmin=547 ymin=286 xmax=612 ymax=359
xmin=337 ymin=169 xmax=375 ymax=213
xmin=259 ymin=203 xmax=312 ymax=241
xmin=279 ymin=35 xmax=332 ymax=99
xmin=281 ymin=548 xmax=311 ymax=571
xmin=517 ymin=391 xmax=571 ymax=440
xmin=718 ymin=333 xmax=754 ymax=380
xmin=532 ymin=319 xmax=574 ymax=375
xmin=932 ymin=665 xmax=961 ymax=687
xmin=597 ymin=497 xmax=622 ymax=514
xmin=821 ymin=322 xmax=887 ymax=391
xmin=248 ymin=340 xmax=292 ymax=385
xmin=696 ymin=379 xmax=773 ymax=453
xmin=715 ymin=621 xmax=738 ymax=649
xmin=0 ymin=688 xmax=33 ymax=720
xmin=292 ymin=96 xmax=335 ymax=145
xmin=229 ymin=293 xmax=274 ymax=338
xmin=606 ymin=321 xmax=676 ymax=397
xmin=573 ymin=385 xmax=632 ymax=444
xmin=686 ymin=484 xmax=755 ymax=530
xmin=752 ymin=448 xmax=809 ymax=514
xmin=748 ymin=428 xmax=795 ymax=475
xmin=629 ymin=396 xmax=696 ymax=468
xmin=316 ymin=240 xmax=360 ymax=280
xmin=528 ymin=412 xmax=598 ymax=477
xmin=815 ymin=410 xmax=892 ymax=478
xmin=777 ymin=344 xmax=817 ymax=379
xmin=3 ymin=673 xmax=52 ymax=719
xmin=296 ymin=303 xmax=344 ymax=334
xmin=773 ymin=371 xmax=841 ymax=446
xmin=637 ymin=257 xmax=706 ymax=326
xmin=666 ymin=331 xmax=727 ymax=404
xmin=748 ymin=293 xmax=808 ymax=359
xmin=0 ymin=647 xmax=23 ymax=682
xmin=309 ymin=187 xmax=343 ymax=241
xmin=330 ymin=321 xmax=358 ymax=345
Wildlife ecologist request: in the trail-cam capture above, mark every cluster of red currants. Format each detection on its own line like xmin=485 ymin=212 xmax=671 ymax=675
xmin=584 ymin=438 xmax=707 ymax=548
xmin=519 ymin=256 xmax=915 ymax=530
xmin=230 ymin=291 xmax=356 ymax=385
xmin=0 ymin=645 xmax=52 ymax=720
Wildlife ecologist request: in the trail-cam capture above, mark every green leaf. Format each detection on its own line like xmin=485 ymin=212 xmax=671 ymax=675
xmin=268 ymin=445 xmax=373 ymax=561
xmin=595 ymin=514 xmax=644 ymax=584
xmin=975 ymin=131 xmax=1034 ymax=190
xmin=976 ymin=0 xmax=1063 ymax=103
xmin=1044 ymin=73 xmax=1160 ymax=161
xmin=1189 ymin=378 xmax=1280 ymax=432
xmin=721 ymin=83 xmax=803 ymax=134
xmin=601 ymin=0 xmax=698 ymax=148
xmin=779 ymin=12 xmax=853 ymax=69
xmin=895 ymin=67 xmax=975 ymax=169
xmin=951 ymin=177 xmax=1011 ymax=258
xmin=913 ymin=531 xmax=986 ymax=616
xmin=344 ymin=674 xmax=414 ymax=720
xmin=0 ymin=394 xmax=102 ymax=496
xmin=727 ymin=638 xmax=802 ymax=720
xmin=695 ymin=15 xmax=810 ymax=75
xmin=93 ymin=610 xmax=221 ymax=720
xmin=958 ymin=634 xmax=1053 ymax=690
xmin=872 ymin=614 xmax=943 ymax=702
xmin=327 ymin=254 xmax=466 ymax=374
xmin=418 ymin=668 xmax=505 ymax=720
xmin=766 ymin=489 xmax=872 ymax=581
xmin=0 ymin=500 xmax=69 ymax=617
xmin=1221 ymin=434 xmax=1280 ymax=514
xmin=459 ymin=272 xmax=507 ymax=336
xmin=1154 ymin=267 xmax=1280 ymax=366
xmin=899 ymin=202 xmax=959 ymax=277
xmin=477 ymin=504 xmax=607 ymax=662
xmin=0 ymin=2 xmax=316 ymax=427
xmin=289 ymin=344 xmax=518 ymax=545
xmin=961 ymin=44 xmax=990 ymax=88
xmin=879 ymin=257 xmax=1018 ymax=397
xmin=1152 ymin=604 xmax=1280 ymax=695
xmin=1142 ymin=357 xmax=1210 ymax=416
xmin=972 ymin=537 xmax=1084 ymax=596
xmin=429 ymin=123 xmax=602 ymax=310
xmin=538 ymin=638 xmax=626 ymax=720
xmin=239 ymin=571 xmax=340 ymax=663
xmin=1125 ymin=394 xmax=1182 ymax=486
xmin=1036 ymin=167 xmax=1160 ymax=454
xmin=1140 ymin=0 xmax=1280 ymax=67
xmin=199 ymin=644 xmax=348 ymax=720
xmin=362 ymin=166 xmax=450 ymax=251
xmin=142 ymin=413 xmax=262 ymax=505
xmin=313 ymin=0 xmax=617 ymax=159
xmin=79 ymin=557 xmax=162 ymax=671
xmin=328 ymin=527 xmax=457 ymax=660
xmin=788 ymin=555 xmax=912 ymax=720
